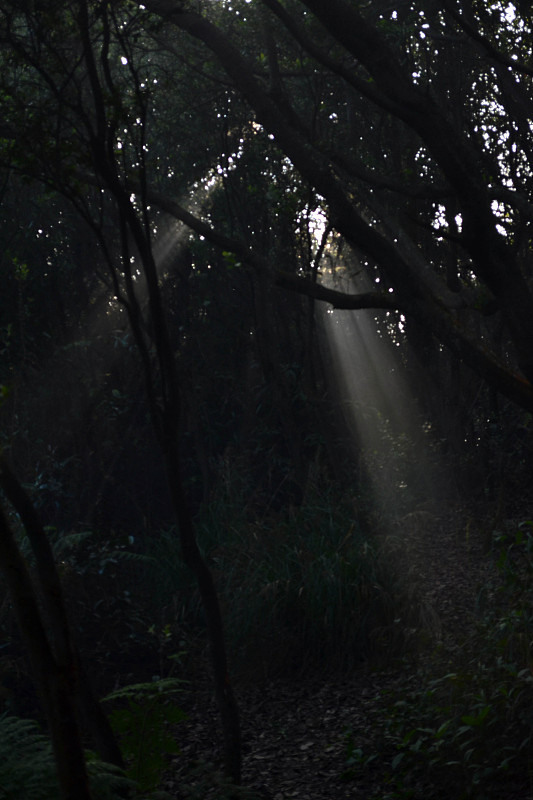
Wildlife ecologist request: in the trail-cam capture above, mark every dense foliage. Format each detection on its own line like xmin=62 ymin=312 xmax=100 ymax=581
xmin=0 ymin=0 xmax=532 ymax=797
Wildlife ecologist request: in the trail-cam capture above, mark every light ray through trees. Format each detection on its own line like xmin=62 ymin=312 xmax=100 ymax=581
xmin=317 ymin=273 xmax=447 ymax=520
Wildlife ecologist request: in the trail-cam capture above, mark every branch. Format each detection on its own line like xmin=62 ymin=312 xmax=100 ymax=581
xmin=139 ymin=185 xmax=248 ymax=254
xmin=81 ymin=3 xmax=533 ymax=404
xmin=329 ymin=147 xmax=452 ymax=200
xmin=259 ymin=0 xmax=405 ymax=118
xmin=275 ymin=272 xmax=400 ymax=311
xmin=109 ymin=172 xmax=533 ymax=412
xmin=442 ymin=1 xmax=533 ymax=78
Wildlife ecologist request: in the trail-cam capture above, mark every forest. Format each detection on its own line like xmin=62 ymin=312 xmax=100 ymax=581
xmin=0 ymin=0 xmax=532 ymax=797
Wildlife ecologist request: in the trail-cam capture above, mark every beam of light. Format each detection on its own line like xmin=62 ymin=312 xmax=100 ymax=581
xmin=317 ymin=273 xmax=445 ymax=520
xmin=6 ymin=172 xmax=222 ymax=532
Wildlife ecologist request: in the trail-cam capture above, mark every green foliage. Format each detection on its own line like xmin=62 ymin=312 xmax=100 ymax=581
xmin=190 ymin=486 xmax=431 ymax=676
xmin=103 ymin=678 xmax=187 ymax=794
xmin=97 ymin=481 xmax=433 ymax=678
xmin=381 ymin=666 xmax=532 ymax=798
xmin=0 ymin=714 xmax=58 ymax=798
xmin=0 ymin=383 xmax=11 ymax=406
xmin=12 ymin=255 xmax=29 ymax=282
xmin=0 ymin=712 xmax=168 ymax=799
xmin=141 ymin=526 xmax=202 ymax=626
xmin=341 ymin=731 xmax=377 ymax=781
xmin=134 ymin=462 xmax=443 ymax=678
xmin=345 ymin=521 xmax=533 ymax=799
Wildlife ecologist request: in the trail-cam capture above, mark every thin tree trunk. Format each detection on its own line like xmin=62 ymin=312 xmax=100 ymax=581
xmin=74 ymin=3 xmax=243 ymax=778
xmin=0 ymin=503 xmax=92 ymax=800
xmin=0 ymin=456 xmax=125 ymax=769
xmin=163 ymin=443 xmax=242 ymax=783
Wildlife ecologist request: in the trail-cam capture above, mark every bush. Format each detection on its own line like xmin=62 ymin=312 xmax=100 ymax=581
xmin=103 ymin=677 xmax=187 ymax=795
xmin=359 ymin=521 xmax=533 ymax=799
xmin=188 ymin=488 xmax=435 ymax=677
xmin=0 ymin=712 xmax=171 ymax=799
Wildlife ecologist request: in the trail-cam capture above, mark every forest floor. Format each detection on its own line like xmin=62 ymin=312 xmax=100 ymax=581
xmin=162 ymin=504 xmax=527 ymax=800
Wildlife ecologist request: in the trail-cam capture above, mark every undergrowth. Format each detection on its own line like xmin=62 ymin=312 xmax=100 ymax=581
xmin=103 ymin=677 xmax=186 ymax=795
xmin=142 ymin=485 xmax=436 ymax=677
xmin=344 ymin=520 xmax=533 ymax=799
xmin=0 ymin=712 xmax=171 ymax=799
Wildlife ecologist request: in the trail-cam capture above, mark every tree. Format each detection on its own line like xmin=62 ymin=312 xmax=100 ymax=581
xmin=0 ymin=452 xmax=130 ymax=799
xmin=0 ymin=0 xmax=242 ymax=783
xmin=1 ymin=0 xmax=533 ymax=790
xmin=139 ymin=0 xmax=533 ymax=413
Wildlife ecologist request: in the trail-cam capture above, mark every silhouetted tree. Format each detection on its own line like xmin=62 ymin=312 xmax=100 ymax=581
xmin=141 ymin=0 xmax=533 ymax=413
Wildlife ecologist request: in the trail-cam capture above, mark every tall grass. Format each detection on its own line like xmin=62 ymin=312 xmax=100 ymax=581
xmin=144 ymin=485 xmax=434 ymax=678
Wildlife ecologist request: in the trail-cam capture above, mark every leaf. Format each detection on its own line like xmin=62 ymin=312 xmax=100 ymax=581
xmin=461 ymin=706 xmax=490 ymax=727
xmin=392 ymin=752 xmax=404 ymax=770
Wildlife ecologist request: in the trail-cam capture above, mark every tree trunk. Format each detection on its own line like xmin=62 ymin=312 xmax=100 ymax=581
xmin=0 ymin=503 xmax=92 ymax=800
xmin=165 ymin=444 xmax=242 ymax=782
xmin=0 ymin=456 xmax=125 ymax=769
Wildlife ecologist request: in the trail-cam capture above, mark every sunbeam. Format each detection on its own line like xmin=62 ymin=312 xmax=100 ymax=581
xmin=317 ymin=274 xmax=447 ymax=521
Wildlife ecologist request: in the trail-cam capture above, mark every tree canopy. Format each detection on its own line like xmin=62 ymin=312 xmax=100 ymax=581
xmin=1 ymin=0 xmax=533 ymax=416
xmin=1 ymin=3 xmax=533 ymax=797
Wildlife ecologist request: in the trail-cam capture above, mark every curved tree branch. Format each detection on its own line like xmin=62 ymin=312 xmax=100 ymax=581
xmin=138 ymin=0 xmax=533 ymax=411
xmin=275 ymin=272 xmax=400 ymax=311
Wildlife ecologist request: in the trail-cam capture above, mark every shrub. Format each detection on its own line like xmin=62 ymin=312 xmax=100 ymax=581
xmin=357 ymin=521 xmax=533 ymax=799
xmin=103 ymin=677 xmax=186 ymax=795
xmin=0 ymin=712 xmax=170 ymax=799
xmin=191 ymin=489 xmax=434 ymax=676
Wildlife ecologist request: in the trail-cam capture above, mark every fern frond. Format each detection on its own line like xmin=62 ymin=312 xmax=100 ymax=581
xmin=106 ymin=550 xmax=157 ymax=564
xmin=0 ymin=714 xmax=171 ymax=799
xmin=0 ymin=714 xmax=59 ymax=799
xmin=86 ymin=756 xmax=137 ymax=800
xmin=103 ymin=677 xmax=185 ymax=704
xmin=52 ymin=530 xmax=94 ymax=555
